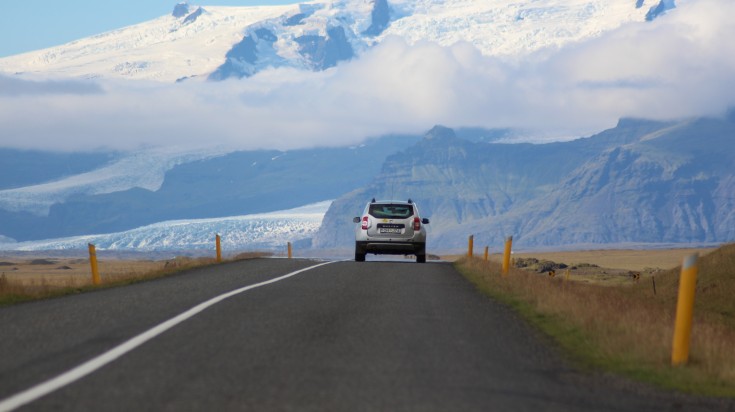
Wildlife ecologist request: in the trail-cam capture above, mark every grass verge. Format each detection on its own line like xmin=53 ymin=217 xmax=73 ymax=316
xmin=0 ymin=252 xmax=271 ymax=306
xmin=456 ymin=246 xmax=735 ymax=398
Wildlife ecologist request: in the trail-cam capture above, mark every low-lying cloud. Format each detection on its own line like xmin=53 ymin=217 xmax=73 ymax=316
xmin=0 ymin=0 xmax=733 ymax=152
xmin=0 ymin=74 xmax=103 ymax=96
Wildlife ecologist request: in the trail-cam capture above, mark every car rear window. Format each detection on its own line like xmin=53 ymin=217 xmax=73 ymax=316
xmin=369 ymin=204 xmax=414 ymax=219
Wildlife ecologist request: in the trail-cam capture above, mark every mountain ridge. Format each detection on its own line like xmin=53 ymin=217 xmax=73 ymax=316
xmin=313 ymin=114 xmax=735 ymax=251
xmin=2 ymin=115 xmax=732 ymax=252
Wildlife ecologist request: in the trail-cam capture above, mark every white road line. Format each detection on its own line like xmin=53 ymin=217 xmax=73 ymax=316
xmin=0 ymin=260 xmax=338 ymax=412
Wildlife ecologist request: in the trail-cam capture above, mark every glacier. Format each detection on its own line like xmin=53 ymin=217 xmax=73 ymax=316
xmin=0 ymin=201 xmax=331 ymax=252
xmin=0 ymin=0 xmax=660 ymax=82
xmin=0 ymin=146 xmax=229 ymax=216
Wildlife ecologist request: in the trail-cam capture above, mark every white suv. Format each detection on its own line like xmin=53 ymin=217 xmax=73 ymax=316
xmin=353 ymin=199 xmax=429 ymax=263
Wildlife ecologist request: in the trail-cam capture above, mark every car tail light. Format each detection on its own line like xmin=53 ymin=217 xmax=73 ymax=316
xmin=362 ymin=216 xmax=369 ymax=230
xmin=413 ymin=217 xmax=421 ymax=230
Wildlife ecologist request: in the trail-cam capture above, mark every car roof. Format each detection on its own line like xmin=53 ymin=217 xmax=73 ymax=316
xmin=369 ymin=199 xmax=415 ymax=205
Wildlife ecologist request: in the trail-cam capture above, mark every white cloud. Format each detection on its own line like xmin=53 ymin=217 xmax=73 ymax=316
xmin=0 ymin=74 xmax=103 ymax=96
xmin=0 ymin=0 xmax=733 ymax=152
xmin=536 ymin=0 xmax=735 ymax=127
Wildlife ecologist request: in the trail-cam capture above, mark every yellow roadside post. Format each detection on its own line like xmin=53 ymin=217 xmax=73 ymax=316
xmin=483 ymin=246 xmax=489 ymax=261
xmin=467 ymin=235 xmax=474 ymax=258
xmin=502 ymin=236 xmax=513 ymax=277
xmin=288 ymin=242 xmax=293 ymax=259
xmin=88 ymin=243 xmax=100 ymax=285
xmin=216 ymin=234 xmax=222 ymax=263
xmin=672 ymin=254 xmax=699 ymax=366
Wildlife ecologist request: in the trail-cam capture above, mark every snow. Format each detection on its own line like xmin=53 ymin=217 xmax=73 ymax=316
xmin=383 ymin=0 xmax=650 ymax=57
xmin=0 ymin=0 xmax=655 ymax=82
xmin=0 ymin=5 xmax=295 ymax=82
xmin=0 ymin=200 xmax=332 ymax=252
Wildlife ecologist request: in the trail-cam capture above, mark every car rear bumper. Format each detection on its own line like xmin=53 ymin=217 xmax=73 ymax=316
xmin=356 ymin=241 xmax=425 ymax=256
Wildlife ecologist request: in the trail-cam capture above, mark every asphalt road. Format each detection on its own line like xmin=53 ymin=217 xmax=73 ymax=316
xmin=0 ymin=258 xmax=731 ymax=411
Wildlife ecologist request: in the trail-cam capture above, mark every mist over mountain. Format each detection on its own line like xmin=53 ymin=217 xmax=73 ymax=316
xmin=2 ymin=0 xmax=733 ymax=156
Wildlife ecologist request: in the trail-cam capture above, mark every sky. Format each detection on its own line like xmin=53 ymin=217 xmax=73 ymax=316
xmin=0 ymin=0 xmax=734 ymax=152
xmin=0 ymin=0 xmax=301 ymax=58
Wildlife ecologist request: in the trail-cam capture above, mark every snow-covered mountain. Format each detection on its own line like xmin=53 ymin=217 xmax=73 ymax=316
xmin=0 ymin=134 xmax=421 ymax=242
xmin=0 ymin=201 xmax=330 ymax=252
xmin=0 ymin=5 xmax=292 ymax=82
xmin=0 ymin=0 xmax=672 ymax=82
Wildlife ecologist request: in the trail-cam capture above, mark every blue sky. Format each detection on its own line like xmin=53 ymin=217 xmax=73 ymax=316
xmin=0 ymin=1 xmax=301 ymax=57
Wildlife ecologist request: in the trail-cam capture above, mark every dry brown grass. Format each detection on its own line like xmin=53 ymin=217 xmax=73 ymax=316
xmin=0 ymin=258 xmax=165 ymax=288
xmin=0 ymin=252 xmax=272 ymax=305
xmin=512 ymin=248 xmax=717 ymax=272
xmin=629 ymin=244 xmax=735 ymax=330
xmin=457 ymin=245 xmax=735 ymax=397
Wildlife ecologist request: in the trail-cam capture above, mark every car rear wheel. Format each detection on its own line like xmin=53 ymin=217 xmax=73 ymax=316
xmin=355 ymin=245 xmax=366 ymax=262
xmin=416 ymin=254 xmax=426 ymax=263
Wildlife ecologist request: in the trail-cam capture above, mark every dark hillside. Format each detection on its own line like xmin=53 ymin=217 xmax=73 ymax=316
xmin=0 ymin=149 xmax=117 ymax=190
xmin=316 ymin=116 xmax=735 ymax=250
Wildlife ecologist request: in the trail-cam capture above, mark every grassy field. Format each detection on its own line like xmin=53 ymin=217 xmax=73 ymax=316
xmin=457 ymin=244 xmax=735 ymax=397
xmin=0 ymin=252 xmax=270 ymax=305
xmin=511 ymin=248 xmax=716 ymax=272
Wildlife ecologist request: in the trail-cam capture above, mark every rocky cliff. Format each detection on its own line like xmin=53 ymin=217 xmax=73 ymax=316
xmin=313 ymin=116 xmax=735 ymax=250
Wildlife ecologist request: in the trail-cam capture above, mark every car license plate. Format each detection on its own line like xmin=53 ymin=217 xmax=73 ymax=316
xmin=379 ymin=228 xmax=402 ymax=234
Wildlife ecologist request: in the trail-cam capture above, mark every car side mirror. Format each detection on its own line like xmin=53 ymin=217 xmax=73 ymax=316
xmin=353 ymin=217 xmax=361 ymax=223
xmin=422 ymin=218 xmax=430 ymax=224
